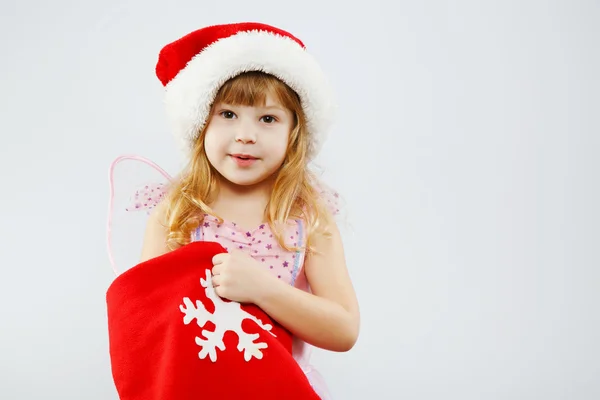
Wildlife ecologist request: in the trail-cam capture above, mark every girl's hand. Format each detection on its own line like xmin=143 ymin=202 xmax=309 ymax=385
xmin=211 ymin=251 xmax=277 ymax=304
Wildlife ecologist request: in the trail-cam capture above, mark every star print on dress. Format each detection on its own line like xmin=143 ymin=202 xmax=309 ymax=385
xmin=193 ymin=217 xmax=305 ymax=287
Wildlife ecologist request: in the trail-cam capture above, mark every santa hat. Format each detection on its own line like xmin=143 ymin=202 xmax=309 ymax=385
xmin=155 ymin=22 xmax=336 ymax=160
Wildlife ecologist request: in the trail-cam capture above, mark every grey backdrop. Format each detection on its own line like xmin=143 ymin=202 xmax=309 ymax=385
xmin=1 ymin=0 xmax=598 ymax=399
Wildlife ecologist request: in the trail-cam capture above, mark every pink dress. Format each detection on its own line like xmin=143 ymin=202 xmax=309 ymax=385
xmin=192 ymin=215 xmax=333 ymax=400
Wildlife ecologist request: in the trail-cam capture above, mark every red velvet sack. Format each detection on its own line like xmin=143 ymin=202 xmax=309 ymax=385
xmin=106 ymin=241 xmax=320 ymax=399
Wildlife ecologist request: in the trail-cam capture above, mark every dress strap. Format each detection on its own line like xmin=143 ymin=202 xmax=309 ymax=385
xmin=192 ymin=225 xmax=204 ymax=242
xmin=290 ymin=220 xmax=305 ymax=287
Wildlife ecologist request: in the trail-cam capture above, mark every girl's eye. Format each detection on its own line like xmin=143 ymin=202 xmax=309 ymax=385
xmin=261 ymin=115 xmax=276 ymax=124
xmin=220 ymin=111 xmax=236 ymax=119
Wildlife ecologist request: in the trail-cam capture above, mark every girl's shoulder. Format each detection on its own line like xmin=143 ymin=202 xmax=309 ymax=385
xmin=139 ymin=200 xmax=174 ymax=263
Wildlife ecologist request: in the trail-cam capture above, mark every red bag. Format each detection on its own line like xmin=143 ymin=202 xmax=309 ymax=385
xmin=106 ymin=241 xmax=320 ymax=399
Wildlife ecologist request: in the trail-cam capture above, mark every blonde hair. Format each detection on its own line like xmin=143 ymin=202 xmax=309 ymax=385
xmin=163 ymin=71 xmax=332 ymax=252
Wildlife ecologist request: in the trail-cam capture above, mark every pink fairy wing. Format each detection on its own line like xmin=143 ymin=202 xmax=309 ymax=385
xmin=107 ymin=155 xmax=173 ymax=276
xmin=125 ymin=182 xmax=169 ymax=213
xmin=311 ymin=176 xmax=343 ymax=217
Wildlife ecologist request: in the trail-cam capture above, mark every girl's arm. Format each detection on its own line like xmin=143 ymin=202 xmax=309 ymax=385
xmin=254 ymin=221 xmax=360 ymax=352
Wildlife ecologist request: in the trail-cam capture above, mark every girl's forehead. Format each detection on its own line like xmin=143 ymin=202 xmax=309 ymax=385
xmin=215 ymin=76 xmax=297 ymax=109
xmin=216 ymin=93 xmax=287 ymax=109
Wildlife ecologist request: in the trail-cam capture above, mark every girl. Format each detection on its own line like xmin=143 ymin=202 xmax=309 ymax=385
xmin=118 ymin=22 xmax=359 ymax=398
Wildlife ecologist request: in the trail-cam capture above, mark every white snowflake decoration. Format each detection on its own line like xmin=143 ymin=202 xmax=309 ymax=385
xmin=179 ymin=269 xmax=276 ymax=362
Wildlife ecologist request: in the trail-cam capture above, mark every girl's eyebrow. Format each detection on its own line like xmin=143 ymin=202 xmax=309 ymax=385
xmin=217 ymin=103 xmax=284 ymax=110
xmin=215 ymin=103 xmax=288 ymax=114
xmin=260 ymin=105 xmax=287 ymax=112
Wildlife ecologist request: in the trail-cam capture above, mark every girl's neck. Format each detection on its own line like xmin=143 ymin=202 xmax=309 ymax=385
xmin=215 ymin=173 xmax=274 ymax=202
xmin=209 ymin=174 xmax=275 ymax=228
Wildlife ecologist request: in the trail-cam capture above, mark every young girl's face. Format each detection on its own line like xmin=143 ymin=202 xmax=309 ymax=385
xmin=204 ymin=94 xmax=294 ymax=187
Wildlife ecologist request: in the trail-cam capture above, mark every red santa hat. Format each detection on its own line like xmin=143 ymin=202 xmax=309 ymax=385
xmin=155 ymin=22 xmax=336 ymax=160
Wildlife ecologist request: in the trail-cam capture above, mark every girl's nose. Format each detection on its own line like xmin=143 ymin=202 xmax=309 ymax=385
xmin=234 ymin=120 xmax=257 ymax=144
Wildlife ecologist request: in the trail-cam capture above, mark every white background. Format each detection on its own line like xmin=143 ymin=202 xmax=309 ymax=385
xmin=1 ymin=0 xmax=599 ymax=399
